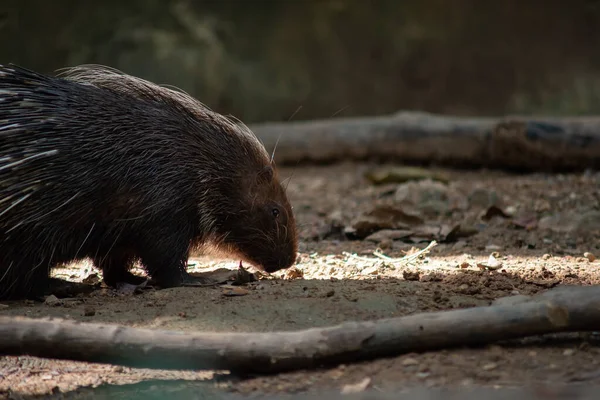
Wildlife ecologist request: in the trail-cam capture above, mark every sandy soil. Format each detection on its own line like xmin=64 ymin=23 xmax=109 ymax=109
xmin=2 ymin=162 xmax=600 ymax=399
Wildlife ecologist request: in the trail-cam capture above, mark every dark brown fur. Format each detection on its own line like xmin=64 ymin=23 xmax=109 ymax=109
xmin=0 ymin=64 xmax=298 ymax=300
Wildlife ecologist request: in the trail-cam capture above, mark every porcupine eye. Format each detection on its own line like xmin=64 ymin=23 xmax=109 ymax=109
xmin=271 ymin=207 xmax=280 ymax=218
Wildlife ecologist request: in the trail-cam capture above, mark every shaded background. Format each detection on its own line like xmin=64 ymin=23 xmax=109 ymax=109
xmin=2 ymin=0 xmax=600 ymax=123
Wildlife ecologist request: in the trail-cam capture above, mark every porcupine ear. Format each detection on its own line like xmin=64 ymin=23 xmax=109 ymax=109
xmin=256 ymin=165 xmax=274 ymax=184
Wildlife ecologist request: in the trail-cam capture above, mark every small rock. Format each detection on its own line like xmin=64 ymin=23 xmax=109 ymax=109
xmin=83 ymin=306 xmax=96 ymax=317
xmin=284 ymin=267 xmax=304 ymax=280
xmin=82 ymin=273 xmax=101 ymax=285
xmin=542 ymin=253 xmax=552 ymax=260
xmin=539 ymin=210 xmax=600 ymax=234
xmin=482 ymin=362 xmax=497 ymax=371
xmin=351 ymin=205 xmax=423 ymax=239
xmin=459 ymin=262 xmax=470 ymax=269
xmin=481 ymin=205 xmax=510 ymax=221
xmin=403 ymin=271 xmax=420 ymax=281
xmin=505 ymin=206 xmax=517 ymax=216
xmin=325 ymin=289 xmax=335 ymax=297
xmin=511 ymin=213 xmax=538 ymax=230
xmin=477 ymin=253 xmax=503 ymax=270
xmin=468 ymin=188 xmax=500 ymax=209
xmin=563 ymin=349 xmax=575 ymax=356
xmin=442 ymin=224 xmax=478 ymax=242
xmin=41 ymin=374 xmax=53 ymax=381
xmin=44 ymin=295 xmax=62 ymax=306
xmin=395 ymin=179 xmax=453 ymax=217
xmin=340 ymin=377 xmax=371 ymax=394
xmin=584 ymin=252 xmax=596 ymax=262
xmin=379 ymin=239 xmax=392 ymax=249
xmin=420 ymin=273 xmax=443 ymax=282
xmin=402 ymin=357 xmax=419 ymax=366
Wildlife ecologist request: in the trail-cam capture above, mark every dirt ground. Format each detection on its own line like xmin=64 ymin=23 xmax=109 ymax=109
xmin=2 ymin=162 xmax=600 ymax=399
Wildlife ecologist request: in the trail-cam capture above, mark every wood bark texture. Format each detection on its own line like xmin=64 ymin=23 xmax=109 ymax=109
xmin=250 ymin=111 xmax=600 ymax=171
xmin=1 ymin=285 xmax=599 ymax=374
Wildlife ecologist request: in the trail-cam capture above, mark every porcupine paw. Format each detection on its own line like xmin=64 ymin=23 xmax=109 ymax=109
xmin=104 ymin=270 xmax=148 ymax=287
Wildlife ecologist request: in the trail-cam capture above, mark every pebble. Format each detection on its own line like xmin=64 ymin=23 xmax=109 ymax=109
xmin=584 ymin=252 xmax=596 ymax=262
xmin=482 ymin=362 xmax=498 ymax=371
xmin=563 ymin=349 xmax=575 ymax=356
xmin=44 ymin=295 xmax=62 ymax=306
xmin=402 ymin=357 xmax=419 ymax=366
xmin=340 ymin=377 xmax=371 ymax=394
xmin=83 ymin=306 xmax=96 ymax=317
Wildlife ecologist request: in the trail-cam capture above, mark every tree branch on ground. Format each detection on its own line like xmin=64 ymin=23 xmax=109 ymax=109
xmin=251 ymin=111 xmax=600 ymax=171
xmin=1 ymin=285 xmax=599 ymax=374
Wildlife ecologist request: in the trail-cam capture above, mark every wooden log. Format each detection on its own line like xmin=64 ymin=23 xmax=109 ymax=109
xmin=250 ymin=111 xmax=600 ymax=171
xmin=1 ymin=285 xmax=599 ymax=374
xmin=73 ymin=381 xmax=600 ymax=400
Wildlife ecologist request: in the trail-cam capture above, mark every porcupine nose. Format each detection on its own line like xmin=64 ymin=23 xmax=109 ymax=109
xmin=261 ymin=248 xmax=296 ymax=273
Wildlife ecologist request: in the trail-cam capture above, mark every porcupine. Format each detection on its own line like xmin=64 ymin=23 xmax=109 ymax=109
xmin=0 ymin=63 xmax=298 ymax=300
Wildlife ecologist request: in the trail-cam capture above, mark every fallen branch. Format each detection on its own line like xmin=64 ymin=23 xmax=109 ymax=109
xmin=70 ymin=381 xmax=600 ymax=400
xmin=1 ymin=285 xmax=599 ymax=374
xmin=250 ymin=111 xmax=600 ymax=171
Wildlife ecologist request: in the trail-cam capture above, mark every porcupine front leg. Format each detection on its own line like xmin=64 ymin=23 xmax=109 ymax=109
xmin=92 ymin=246 xmax=147 ymax=287
xmin=136 ymin=227 xmax=208 ymax=288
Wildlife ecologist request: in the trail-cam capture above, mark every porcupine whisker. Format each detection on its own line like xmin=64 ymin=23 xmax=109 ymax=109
xmin=283 ymin=159 xmax=301 ymax=193
xmin=270 ymin=105 xmax=302 ymax=164
xmin=281 ymin=106 xmax=346 ymax=194
xmin=330 ymin=105 xmax=350 ymax=119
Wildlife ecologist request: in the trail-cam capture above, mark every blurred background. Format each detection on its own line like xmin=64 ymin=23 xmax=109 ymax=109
xmin=2 ymin=0 xmax=600 ymax=124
